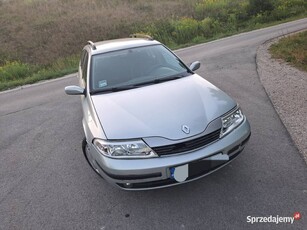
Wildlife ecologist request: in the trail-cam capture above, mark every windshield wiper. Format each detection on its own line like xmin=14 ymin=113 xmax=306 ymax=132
xmin=153 ymin=75 xmax=183 ymax=83
xmin=133 ymin=75 xmax=185 ymax=87
xmin=91 ymin=85 xmax=137 ymax=94
xmin=91 ymin=74 xmax=188 ymax=94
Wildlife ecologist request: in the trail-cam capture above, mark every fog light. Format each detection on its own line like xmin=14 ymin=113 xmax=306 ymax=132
xmin=124 ymin=183 xmax=133 ymax=188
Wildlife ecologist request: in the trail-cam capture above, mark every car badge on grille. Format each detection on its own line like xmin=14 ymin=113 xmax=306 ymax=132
xmin=182 ymin=125 xmax=190 ymax=134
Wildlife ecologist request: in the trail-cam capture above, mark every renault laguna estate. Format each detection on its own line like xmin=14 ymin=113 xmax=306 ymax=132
xmin=65 ymin=35 xmax=251 ymax=190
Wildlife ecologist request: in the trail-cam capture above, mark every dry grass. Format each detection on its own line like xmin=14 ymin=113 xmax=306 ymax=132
xmin=0 ymin=0 xmax=196 ymax=65
xmin=270 ymin=31 xmax=307 ymax=72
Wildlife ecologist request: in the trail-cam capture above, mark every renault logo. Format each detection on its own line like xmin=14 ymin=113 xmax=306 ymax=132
xmin=182 ymin=125 xmax=190 ymax=134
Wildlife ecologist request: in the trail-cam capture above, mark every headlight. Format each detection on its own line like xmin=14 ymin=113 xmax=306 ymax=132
xmin=220 ymin=107 xmax=244 ymax=137
xmin=93 ymin=139 xmax=158 ymax=159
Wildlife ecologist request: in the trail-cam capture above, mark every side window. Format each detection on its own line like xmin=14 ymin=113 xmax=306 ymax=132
xmin=80 ymin=50 xmax=89 ymax=85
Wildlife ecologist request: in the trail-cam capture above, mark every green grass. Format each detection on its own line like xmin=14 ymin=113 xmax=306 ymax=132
xmin=0 ymin=56 xmax=78 ymax=91
xmin=270 ymin=31 xmax=307 ymax=72
xmin=151 ymin=14 xmax=307 ymax=51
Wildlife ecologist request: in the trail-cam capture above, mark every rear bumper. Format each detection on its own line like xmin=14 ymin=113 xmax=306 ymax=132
xmin=87 ymin=117 xmax=251 ymax=190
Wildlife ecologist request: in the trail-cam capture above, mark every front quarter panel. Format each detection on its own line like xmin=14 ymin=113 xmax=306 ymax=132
xmin=82 ymin=91 xmax=106 ymax=143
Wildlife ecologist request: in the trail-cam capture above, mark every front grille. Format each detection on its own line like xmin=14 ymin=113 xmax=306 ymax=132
xmin=152 ymin=129 xmax=221 ymax=156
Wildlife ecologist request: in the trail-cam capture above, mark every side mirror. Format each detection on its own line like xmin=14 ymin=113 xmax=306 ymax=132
xmin=65 ymin=85 xmax=85 ymax=95
xmin=189 ymin=61 xmax=201 ymax=71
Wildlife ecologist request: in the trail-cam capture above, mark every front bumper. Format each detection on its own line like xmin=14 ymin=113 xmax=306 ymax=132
xmin=86 ymin=117 xmax=251 ymax=190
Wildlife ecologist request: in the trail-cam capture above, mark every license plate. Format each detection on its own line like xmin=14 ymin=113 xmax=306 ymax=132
xmin=170 ymin=164 xmax=189 ymax=182
xmin=170 ymin=153 xmax=229 ymax=182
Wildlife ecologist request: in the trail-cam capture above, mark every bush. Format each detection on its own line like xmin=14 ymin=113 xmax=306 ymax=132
xmin=172 ymin=17 xmax=200 ymax=44
xmin=272 ymin=0 xmax=307 ymax=20
xmin=199 ymin=17 xmax=214 ymax=37
xmin=248 ymin=0 xmax=275 ymax=16
xmin=134 ymin=20 xmax=176 ymax=47
xmin=0 ymin=61 xmax=36 ymax=82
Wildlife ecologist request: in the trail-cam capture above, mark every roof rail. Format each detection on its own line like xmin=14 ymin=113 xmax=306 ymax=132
xmin=87 ymin=40 xmax=96 ymax=50
xmin=129 ymin=33 xmax=153 ymax=40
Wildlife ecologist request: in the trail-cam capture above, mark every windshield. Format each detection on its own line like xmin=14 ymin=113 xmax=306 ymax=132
xmin=90 ymin=44 xmax=191 ymax=94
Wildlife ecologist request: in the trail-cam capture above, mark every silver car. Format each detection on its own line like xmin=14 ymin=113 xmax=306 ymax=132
xmin=65 ymin=36 xmax=251 ymax=190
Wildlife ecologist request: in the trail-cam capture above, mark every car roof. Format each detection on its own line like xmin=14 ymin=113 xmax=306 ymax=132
xmin=88 ymin=38 xmax=161 ymax=55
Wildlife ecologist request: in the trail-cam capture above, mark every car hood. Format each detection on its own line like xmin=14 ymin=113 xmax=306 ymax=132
xmin=91 ymin=74 xmax=236 ymax=140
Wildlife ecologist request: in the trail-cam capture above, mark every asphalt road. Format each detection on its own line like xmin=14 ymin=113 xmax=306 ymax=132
xmin=1 ymin=19 xmax=307 ymax=230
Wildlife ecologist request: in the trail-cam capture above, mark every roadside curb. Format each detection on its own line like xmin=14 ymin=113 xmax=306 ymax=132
xmin=0 ymin=73 xmax=77 ymax=95
xmin=256 ymin=31 xmax=307 ymax=164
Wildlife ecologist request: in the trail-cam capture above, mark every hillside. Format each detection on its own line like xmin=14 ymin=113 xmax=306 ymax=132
xmin=0 ymin=0 xmax=306 ymax=91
